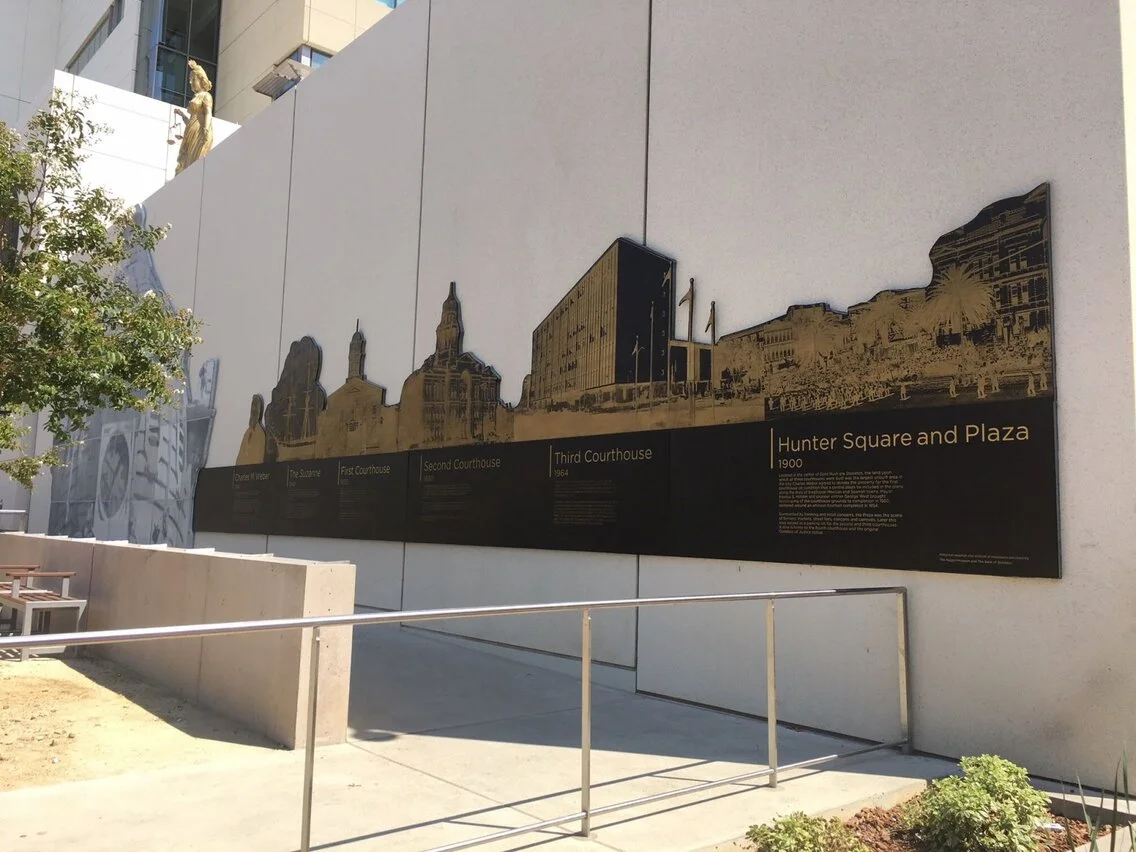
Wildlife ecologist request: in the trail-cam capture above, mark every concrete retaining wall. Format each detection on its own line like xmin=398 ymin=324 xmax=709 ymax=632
xmin=0 ymin=533 xmax=355 ymax=749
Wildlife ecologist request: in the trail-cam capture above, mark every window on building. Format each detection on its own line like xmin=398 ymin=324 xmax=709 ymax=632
xmin=272 ymin=45 xmax=334 ymax=99
xmin=293 ymin=45 xmax=333 ymax=68
xmin=66 ymin=0 xmax=126 ymax=76
xmin=154 ymin=0 xmax=221 ymax=108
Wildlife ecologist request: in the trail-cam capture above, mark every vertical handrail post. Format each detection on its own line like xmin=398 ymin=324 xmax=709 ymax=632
xmin=766 ymin=600 xmax=778 ymax=788
xmin=580 ymin=609 xmax=592 ymax=837
xmin=897 ymin=590 xmax=913 ymax=754
xmin=301 ymin=625 xmax=322 ymax=852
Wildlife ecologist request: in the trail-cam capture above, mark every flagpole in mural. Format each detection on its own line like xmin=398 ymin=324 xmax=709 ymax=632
xmin=648 ymin=303 xmax=655 ymax=410
xmin=679 ymin=277 xmax=695 ymax=396
xmin=680 ymin=277 xmax=695 ymax=343
xmin=632 ymin=336 xmax=642 ymax=409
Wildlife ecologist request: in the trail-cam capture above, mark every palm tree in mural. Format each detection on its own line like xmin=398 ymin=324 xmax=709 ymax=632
xmin=854 ymin=293 xmax=913 ymax=356
xmin=791 ymin=309 xmax=842 ymax=367
xmin=920 ymin=264 xmax=996 ymax=343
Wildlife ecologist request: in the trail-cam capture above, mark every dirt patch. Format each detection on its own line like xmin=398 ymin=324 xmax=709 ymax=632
xmin=0 ymin=654 xmax=281 ymax=791
xmin=845 ymin=804 xmax=1111 ymax=851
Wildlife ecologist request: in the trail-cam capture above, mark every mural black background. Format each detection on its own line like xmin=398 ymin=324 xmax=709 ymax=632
xmin=195 ymin=396 xmax=1060 ymax=578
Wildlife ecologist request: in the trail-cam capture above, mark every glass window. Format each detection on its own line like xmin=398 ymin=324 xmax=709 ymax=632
xmin=66 ymin=0 xmax=125 ymax=75
xmin=156 ymin=47 xmax=189 ymax=102
xmin=150 ymin=0 xmax=222 ymax=106
xmin=290 ymin=45 xmax=334 ymax=68
xmin=188 ymin=0 xmax=221 ymax=62
xmin=272 ymin=45 xmax=334 ymax=99
xmin=162 ymin=0 xmax=192 ymax=52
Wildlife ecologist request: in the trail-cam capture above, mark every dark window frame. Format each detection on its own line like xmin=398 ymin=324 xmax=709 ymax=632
xmin=66 ymin=0 xmax=126 ymax=75
xmin=154 ymin=0 xmax=222 ymax=107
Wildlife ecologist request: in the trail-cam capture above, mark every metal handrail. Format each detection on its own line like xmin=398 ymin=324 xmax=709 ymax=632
xmin=0 ymin=586 xmax=913 ymax=852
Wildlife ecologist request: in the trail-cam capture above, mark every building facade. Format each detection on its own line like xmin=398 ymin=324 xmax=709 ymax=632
xmin=927 ymin=182 xmax=1051 ymax=344
xmin=0 ymin=0 xmax=396 ymax=127
xmin=316 ymin=327 xmax=399 ymax=458
xmin=399 ymin=283 xmax=510 ymax=449
xmin=527 ymin=239 xmax=675 ymax=407
xmin=7 ymin=0 xmax=1136 ymax=795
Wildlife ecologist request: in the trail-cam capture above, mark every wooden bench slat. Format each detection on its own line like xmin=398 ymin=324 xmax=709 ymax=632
xmin=3 ymin=571 xmax=75 ymax=578
xmin=1 ymin=592 xmax=62 ymax=603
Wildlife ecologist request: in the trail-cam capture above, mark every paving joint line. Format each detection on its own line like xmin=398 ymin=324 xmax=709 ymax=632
xmin=348 ymin=694 xmax=636 ymax=741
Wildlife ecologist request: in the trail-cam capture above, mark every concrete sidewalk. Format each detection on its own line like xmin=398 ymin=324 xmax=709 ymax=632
xmin=0 ymin=625 xmax=952 ymax=851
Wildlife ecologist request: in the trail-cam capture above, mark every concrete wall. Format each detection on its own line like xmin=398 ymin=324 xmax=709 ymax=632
xmin=216 ymin=0 xmax=390 ymax=123
xmin=16 ymin=0 xmax=1136 ymax=788
xmin=0 ymin=533 xmax=355 ymax=749
xmin=56 ymin=0 xmax=143 ymax=93
xmin=0 ymin=0 xmax=62 ymax=125
xmin=1 ymin=0 xmax=145 ymax=127
xmin=0 ymin=73 xmax=241 ymax=523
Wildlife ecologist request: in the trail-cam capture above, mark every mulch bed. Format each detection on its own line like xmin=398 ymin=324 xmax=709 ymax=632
xmin=845 ymin=804 xmax=1111 ymax=851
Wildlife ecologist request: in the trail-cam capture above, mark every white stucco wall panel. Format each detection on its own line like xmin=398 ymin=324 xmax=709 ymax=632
xmin=0 ymin=94 xmax=20 ymax=128
xmin=414 ymin=0 xmax=650 ymax=404
xmin=280 ymin=0 xmax=427 ymax=400
xmin=144 ymin=166 xmax=206 ymax=311
xmin=637 ymin=558 xmax=903 ymax=743
xmin=402 ymin=544 xmax=638 ymax=668
xmin=193 ymin=91 xmax=297 ymax=468
xmin=17 ymin=1 xmax=62 ymax=105
xmin=267 ymin=536 xmax=404 ymax=611
xmin=82 ymin=152 xmax=168 ymax=212
xmin=25 ymin=0 xmax=1131 ymax=789
xmin=0 ymin=0 xmax=37 ymax=106
xmin=194 ymin=532 xmax=270 ymax=554
xmin=61 ymin=0 xmax=141 ymax=91
xmin=640 ymin=0 xmax=1135 ymax=788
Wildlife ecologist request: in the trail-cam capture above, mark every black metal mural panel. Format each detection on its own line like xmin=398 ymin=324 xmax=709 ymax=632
xmin=330 ymin=453 xmax=409 ymax=541
xmin=406 ymin=443 xmax=541 ymax=549
xmin=668 ymin=397 xmax=1058 ymax=577
xmin=194 ymin=465 xmax=282 ymax=536
xmin=194 ymin=184 xmax=1061 ymax=578
xmin=195 ymin=398 xmax=1056 ymax=577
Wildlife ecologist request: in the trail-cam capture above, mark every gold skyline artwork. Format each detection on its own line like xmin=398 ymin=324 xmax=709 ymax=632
xmin=235 ymin=184 xmax=1054 ymax=465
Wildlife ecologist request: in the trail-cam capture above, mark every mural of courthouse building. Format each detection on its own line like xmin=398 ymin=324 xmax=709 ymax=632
xmin=714 ymin=184 xmax=1052 ymax=393
xmin=926 ymin=182 xmax=1050 ymax=342
xmin=398 ymin=282 xmax=511 ymax=448
xmin=523 ymin=238 xmax=678 ymax=408
xmin=316 ymin=325 xmax=398 ymax=457
xmin=236 ymin=284 xmax=512 ymax=464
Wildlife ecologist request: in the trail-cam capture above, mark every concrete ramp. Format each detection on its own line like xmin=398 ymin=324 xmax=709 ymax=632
xmin=0 ymin=624 xmax=952 ymax=851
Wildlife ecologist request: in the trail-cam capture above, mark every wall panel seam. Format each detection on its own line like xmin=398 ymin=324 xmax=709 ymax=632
xmin=275 ymin=93 xmax=300 ymax=377
xmin=410 ymin=0 xmax=433 ymax=375
xmin=641 ymin=0 xmax=653 ymax=245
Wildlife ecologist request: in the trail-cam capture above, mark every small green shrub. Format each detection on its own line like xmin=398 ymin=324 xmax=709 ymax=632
xmin=746 ymin=811 xmax=868 ymax=852
xmin=904 ymin=754 xmax=1050 ymax=852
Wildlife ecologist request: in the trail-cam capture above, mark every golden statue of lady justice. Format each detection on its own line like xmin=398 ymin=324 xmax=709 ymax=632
xmin=170 ymin=60 xmax=214 ymax=174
